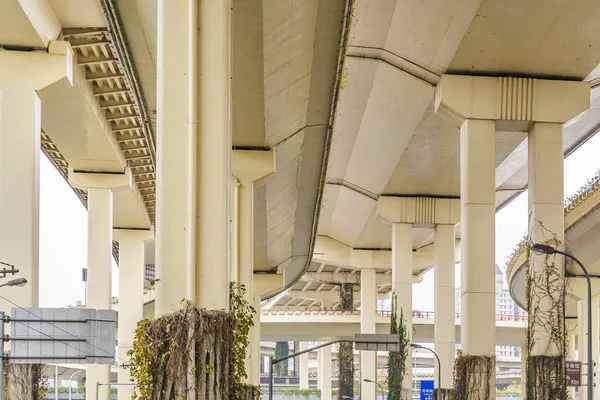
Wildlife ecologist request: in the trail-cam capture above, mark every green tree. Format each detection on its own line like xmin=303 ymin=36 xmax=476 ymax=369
xmin=338 ymin=283 xmax=355 ymax=399
xmin=388 ymin=294 xmax=410 ymax=400
xmin=274 ymin=342 xmax=289 ymax=376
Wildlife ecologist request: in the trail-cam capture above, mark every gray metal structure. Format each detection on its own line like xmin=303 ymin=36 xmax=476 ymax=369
xmin=9 ymin=307 xmax=116 ymax=365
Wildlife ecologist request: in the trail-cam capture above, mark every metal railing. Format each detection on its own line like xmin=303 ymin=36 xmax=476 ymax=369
xmin=261 ymin=309 xmax=528 ymax=322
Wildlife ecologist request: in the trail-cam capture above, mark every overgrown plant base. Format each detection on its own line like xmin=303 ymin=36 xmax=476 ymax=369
xmin=454 ymin=354 xmax=495 ymax=400
xmin=129 ymin=285 xmax=257 ymax=400
xmin=241 ymin=385 xmax=260 ymax=400
xmin=3 ymin=363 xmax=47 ymax=400
xmin=526 ymin=355 xmax=568 ymax=400
xmin=433 ymin=388 xmax=455 ymax=400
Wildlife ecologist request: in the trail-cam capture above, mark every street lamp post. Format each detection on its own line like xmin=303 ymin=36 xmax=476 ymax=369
xmin=68 ymin=370 xmax=84 ymax=400
xmin=364 ymin=378 xmax=385 ymax=399
xmin=531 ymin=243 xmax=593 ymax=400
xmin=0 ymin=277 xmax=28 ymax=400
xmin=411 ymin=344 xmax=441 ymax=394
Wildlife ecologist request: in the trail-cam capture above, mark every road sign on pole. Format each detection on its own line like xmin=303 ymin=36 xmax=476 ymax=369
xmin=354 ymin=333 xmax=400 ymax=351
xmin=9 ymin=307 xmax=117 ymax=364
xmin=420 ymin=380 xmax=434 ymax=400
xmin=567 ymin=361 xmax=582 ymax=387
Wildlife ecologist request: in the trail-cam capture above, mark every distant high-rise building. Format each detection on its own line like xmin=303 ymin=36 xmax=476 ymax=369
xmin=455 ymin=264 xmax=527 ymax=357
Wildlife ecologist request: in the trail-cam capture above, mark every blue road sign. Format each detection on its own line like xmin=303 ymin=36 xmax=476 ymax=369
xmin=420 ymin=380 xmax=434 ymax=400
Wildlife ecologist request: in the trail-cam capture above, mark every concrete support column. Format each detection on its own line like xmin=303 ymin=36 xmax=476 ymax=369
xmin=361 ymin=268 xmax=377 ymax=400
xmin=69 ymin=169 xmax=131 ymax=400
xmin=84 ymin=188 xmax=113 ymax=400
xmin=318 ymin=344 xmax=332 ymax=400
xmin=0 ymin=43 xmax=72 ymax=313
xmin=392 ymin=223 xmax=413 ymax=395
xmin=459 ymin=119 xmax=496 ymax=358
xmin=114 ymin=228 xmax=153 ymax=400
xmin=196 ymin=0 xmax=232 ymax=310
xmin=299 ymin=342 xmax=309 ymax=389
xmin=155 ymin=0 xmax=195 ymax=315
xmin=434 ymin=224 xmax=455 ymax=389
xmin=528 ymin=123 xmax=566 ymax=361
xmin=232 ymin=150 xmax=275 ymax=384
xmin=521 ymin=344 xmax=528 ymax=398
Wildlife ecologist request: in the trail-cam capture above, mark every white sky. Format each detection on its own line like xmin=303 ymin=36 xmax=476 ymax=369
xmin=39 ymin=154 xmax=118 ymax=307
xmin=37 ymin=133 xmax=600 ymax=309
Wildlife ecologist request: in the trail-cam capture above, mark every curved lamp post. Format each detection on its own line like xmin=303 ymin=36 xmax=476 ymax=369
xmin=531 ymin=243 xmax=592 ymax=400
xmin=0 ymin=278 xmax=27 ymax=289
xmin=411 ymin=343 xmax=441 ymax=393
xmin=364 ymin=378 xmax=385 ymax=400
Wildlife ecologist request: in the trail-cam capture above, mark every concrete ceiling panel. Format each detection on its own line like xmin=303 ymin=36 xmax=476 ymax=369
xmin=326 ymin=185 xmax=376 ymax=247
xmin=327 ymin=57 xmax=378 ymax=181
xmin=343 ymin=60 xmax=434 ymax=194
xmin=348 ymin=0 xmax=397 ymax=48
xmin=383 ymin=102 xmax=460 ymax=196
xmin=0 ymin=0 xmax=49 ymax=48
xmin=449 ymin=0 xmax=600 ymax=79
xmin=233 ymin=0 xmax=266 ymax=147
xmin=48 ymin=0 xmax=105 ymax=27
xmin=384 ymin=0 xmax=482 ymax=74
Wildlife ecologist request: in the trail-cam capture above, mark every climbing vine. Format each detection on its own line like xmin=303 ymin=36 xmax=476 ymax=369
xmin=127 ymin=284 xmax=258 ymax=400
xmin=526 ymin=220 xmax=567 ymax=400
xmin=338 ymin=283 xmax=355 ymax=399
xmin=274 ymin=342 xmax=289 ymax=376
xmin=453 ymin=350 xmax=495 ymax=400
xmin=433 ymin=388 xmax=455 ymax=400
xmin=3 ymin=363 xmax=47 ymax=400
xmin=388 ymin=294 xmax=411 ymax=400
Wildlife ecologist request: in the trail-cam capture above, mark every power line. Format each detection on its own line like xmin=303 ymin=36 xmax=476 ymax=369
xmin=8 ymin=320 xmax=117 ymax=367
xmin=0 ymin=294 xmax=127 ymax=366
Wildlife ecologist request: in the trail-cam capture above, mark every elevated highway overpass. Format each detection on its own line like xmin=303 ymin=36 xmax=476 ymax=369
xmin=3 ymin=1 xmax=600 ymax=400
xmin=260 ymin=309 xmax=526 ymax=347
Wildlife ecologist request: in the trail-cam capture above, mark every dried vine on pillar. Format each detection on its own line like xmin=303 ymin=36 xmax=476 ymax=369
xmin=127 ymin=283 xmax=259 ymax=400
xmin=453 ymin=351 xmax=495 ymax=400
xmin=337 ymin=283 xmax=355 ymax=399
xmin=432 ymin=388 xmax=455 ymax=400
xmin=526 ymin=220 xmax=567 ymax=400
xmin=3 ymin=363 xmax=48 ymax=400
xmin=387 ymin=294 xmax=410 ymax=400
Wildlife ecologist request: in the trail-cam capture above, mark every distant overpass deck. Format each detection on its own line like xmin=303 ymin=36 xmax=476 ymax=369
xmin=260 ymin=309 xmax=526 ymax=346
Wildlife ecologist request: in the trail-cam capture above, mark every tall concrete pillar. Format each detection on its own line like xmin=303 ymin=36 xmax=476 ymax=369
xmin=155 ymin=0 xmax=195 ymax=315
xmin=434 ymin=224 xmax=455 ymax=389
xmin=69 ymin=169 xmax=132 ymax=400
xmin=378 ymin=197 xmax=459 ymax=398
xmin=114 ymin=228 xmax=153 ymax=400
xmin=459 ymin=119 xmax=496 ymax=359
xmin=300 ymin=342 xmax=309 ymax=389
xmin=156 ymin=0 xmax=233 ymax=313
xmin=0 ymin=43 xmax=72 ymax=313
xmin=392 ymin=223 xmax=413 ymax=396
xmin=232 ymin=150 xmax=275 ymax=384
xmin=318 ymin=345 xmax=332 ymax=400
xmin=528 ymin=123 xmax=566 ymax=360
xmin=521 ymin=344 xmax=528 ymax=398
xmin=360 ymin=268 xmax=377 ymax=400
xmin=435 ymin=73 xmax=589 ymax=397
xmin=196 ymin=0 xmax=232 ymax=310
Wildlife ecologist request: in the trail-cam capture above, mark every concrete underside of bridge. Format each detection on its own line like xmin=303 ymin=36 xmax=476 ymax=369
xmin=4 ymin=0 xmax=600 ymax=399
